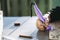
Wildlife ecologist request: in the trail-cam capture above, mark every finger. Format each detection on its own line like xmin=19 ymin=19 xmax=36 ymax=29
xmin=44 ymin=18 xmax=49 ymax=28
xmin=36 ymin=19 xmax=44 ymax=31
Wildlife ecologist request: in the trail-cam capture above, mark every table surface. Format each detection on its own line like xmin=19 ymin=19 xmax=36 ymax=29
xmin=3 ymin=16 xmax=49 ymax=40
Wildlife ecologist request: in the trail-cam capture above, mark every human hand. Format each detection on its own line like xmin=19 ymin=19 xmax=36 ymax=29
xmin=36 ymin=18 xmax=49 ymax=31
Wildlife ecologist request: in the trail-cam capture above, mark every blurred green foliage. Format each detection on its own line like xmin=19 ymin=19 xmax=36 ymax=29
xmin=1 ymin=0 xmax=60 ymax=16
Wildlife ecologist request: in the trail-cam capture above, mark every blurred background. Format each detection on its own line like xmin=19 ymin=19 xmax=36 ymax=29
xmin=0 ymin=0 xmax=60 ymax=16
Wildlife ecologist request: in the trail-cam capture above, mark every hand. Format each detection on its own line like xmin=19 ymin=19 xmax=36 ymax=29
xmin=36 ymin=18 xmax=49 ymax=31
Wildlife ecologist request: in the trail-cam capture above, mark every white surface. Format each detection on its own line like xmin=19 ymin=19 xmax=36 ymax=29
xmin=3 ymin=17 xmax=30 ymax=36
xmin=0 ymin=10 xmax=3 ymax=40
xmin=8 ymin=17 xmax=38 ymax=40
xmin=3 ymin=16 xmax=49 ymax=40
